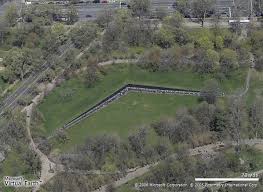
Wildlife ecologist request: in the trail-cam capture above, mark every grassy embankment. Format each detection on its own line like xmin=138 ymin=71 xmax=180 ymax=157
xmin=37 ymin=64 xmax=247 ymax=151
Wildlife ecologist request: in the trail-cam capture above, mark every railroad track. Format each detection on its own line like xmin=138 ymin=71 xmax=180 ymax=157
xmin=0 ymin=42 xmax=74 ymax=117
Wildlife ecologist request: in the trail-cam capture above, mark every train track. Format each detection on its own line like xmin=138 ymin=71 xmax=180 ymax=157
xmin=0 ymin=42 xmax=74 ymax=117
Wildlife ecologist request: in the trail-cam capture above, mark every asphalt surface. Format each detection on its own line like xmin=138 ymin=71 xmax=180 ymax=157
xmin=0 ymin=0 xmax=252 ymax=20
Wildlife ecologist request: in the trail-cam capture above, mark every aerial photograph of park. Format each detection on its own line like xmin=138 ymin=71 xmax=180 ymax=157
xmin=0 ymin=0 xmax=262 ymax=191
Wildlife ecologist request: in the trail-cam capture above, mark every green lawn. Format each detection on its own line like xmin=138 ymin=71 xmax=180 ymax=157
xmin=0 ymin=50 xmax=8 ymax=58
xmin=0 ymin=78 xmax=7 ymax=92
xmin=38 ymin=64 xmax=246 ymax=139
xmin=53 ymin=93 xmax=198 ymax=151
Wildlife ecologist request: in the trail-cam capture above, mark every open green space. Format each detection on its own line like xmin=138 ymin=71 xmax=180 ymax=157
xmin=54 ymin=93 xmax=198 ymax=151
xmin=0 ymin=78 xmax=7 ymax=92
xmin=38 ymin=64 xmax=247 ymax=139
xmin=0 ymin=50 xmax=8 ymax=58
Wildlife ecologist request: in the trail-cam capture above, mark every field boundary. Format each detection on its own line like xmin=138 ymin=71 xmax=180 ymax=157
xmin=45 ymin=83 xmax=224 ymax=140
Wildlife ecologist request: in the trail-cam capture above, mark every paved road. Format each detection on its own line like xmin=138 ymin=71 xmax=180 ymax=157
xmin=0 ymin=0 xmax=253 ymax=21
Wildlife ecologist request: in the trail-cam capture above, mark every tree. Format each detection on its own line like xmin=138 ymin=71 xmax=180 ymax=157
xmin=196 ymin=36 xmax=214 ymax=50
xmin=192 ymin=101 xmax=216 ymax=130
xmin=66 ymin=5 xmax=78 ymax=24
xmin=214 ymin=35 xmax=224 ymax=50
xmin=153 ymin=27 xmax=174 ymax=48
xmin=4 ymin=3 xmax=18 ymax=27
xmin=192 ymin=0 xmax=215 ymax=27
xmin=0 ymin=18 xmax=7 ymax=45
xmin=96 ymin=9 xmax=114 ymax=28
xmin=197 ymin=49 xmax=220 ymax=74
xmin=129 ymin=0 xmax=151 ymax=19
xmin=128 ymin=128 xmax=147 ymax=154
xmin=250 ymin=30 xmax=263 ymax=71
xmin=255 ymin=54 xmax=263 ymax=71
xmin=124 ymin=17 xmax=153 ymax=46
xmin=173 ymin=0 xmax=191 ymax=17
xmin=229 ymin=18 xmax=242 ymax=35
xmin=220 ymin=48 xmax=239 ymax=75
xmin=200 ymin=79 xmax=221 ymax=104
xmin=3 ymin=110 xmax=27 ymax=145
xmin=23 ymin=149 xmax=41 ymax=175
xmin=212 ymin=107 xmax=228 ymax=134
xmin=85 ymin=58 xmax=100 ymax=88
xmin=249 ymin=97 xmax=263 ymax=138
xmin=23 ymin=4 xmax=60 ymax=25
xmin=70 ymin=22 xmax=99 ymax=49
xmin=138 ymin=47 xmax=161 ymax=72
xmin=174 ymin=109 xmax=201 ymax=145
xmin=102 ymin=21 xmax=122 ymax=52
xmin=105 ymin=184 xmax=115 ymax=192
xmin=163 ymin=11 xmax=184 ymax=28
xmin=3 ymin=47 xmax=41 ymax=80
xmin=226 ymin=97 xmax=246 ymax=152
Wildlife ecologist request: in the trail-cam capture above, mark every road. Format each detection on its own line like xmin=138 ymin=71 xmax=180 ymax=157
xmin=0 ymin=0 xmax=251 ymax=21
xmin=0 ymin=0 xmax=175 ymax=19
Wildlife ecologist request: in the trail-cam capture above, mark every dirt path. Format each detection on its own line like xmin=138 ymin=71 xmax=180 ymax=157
xmin=239 ymin=53 xmax=255 ymax=97
xmin=91 ymin=142 xmax=223 ymax=192
xmin=91 ymin=140 xmax=263 ymax=192
xmin=24 ymin=104 xmax=57 ymax=192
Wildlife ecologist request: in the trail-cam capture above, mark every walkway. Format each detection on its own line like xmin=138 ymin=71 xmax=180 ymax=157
xmin=24 ymin=104 xmax=57 ymax=192
xmin=92 ymin=140 xmax=263 ymax=192
xmin=239 ymin=53 xmax=255 ymax=97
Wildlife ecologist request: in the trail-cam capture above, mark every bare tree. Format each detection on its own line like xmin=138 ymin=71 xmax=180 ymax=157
xmin=250 ymin=97 xmax=263 ymax=138
xmin=226 ymin=97 xmax=246 ymax=153
xmin=129 ymin=0 xmax=151 ymax=19
xmin=192 ymin=0 xmax=215 ymax=27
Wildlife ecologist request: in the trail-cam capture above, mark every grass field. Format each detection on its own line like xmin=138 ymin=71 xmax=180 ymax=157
xmin=0 ymin=78 xmax=7 ymax=92
xmin=38 ymin=64 xmax=246 ymax=139
xmin=53 ymin=93 xmax=198 ymax=151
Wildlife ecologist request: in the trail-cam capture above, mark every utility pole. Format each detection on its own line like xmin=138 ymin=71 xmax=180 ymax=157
xmin=229 ymin=7 xmax=232 ymax=18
